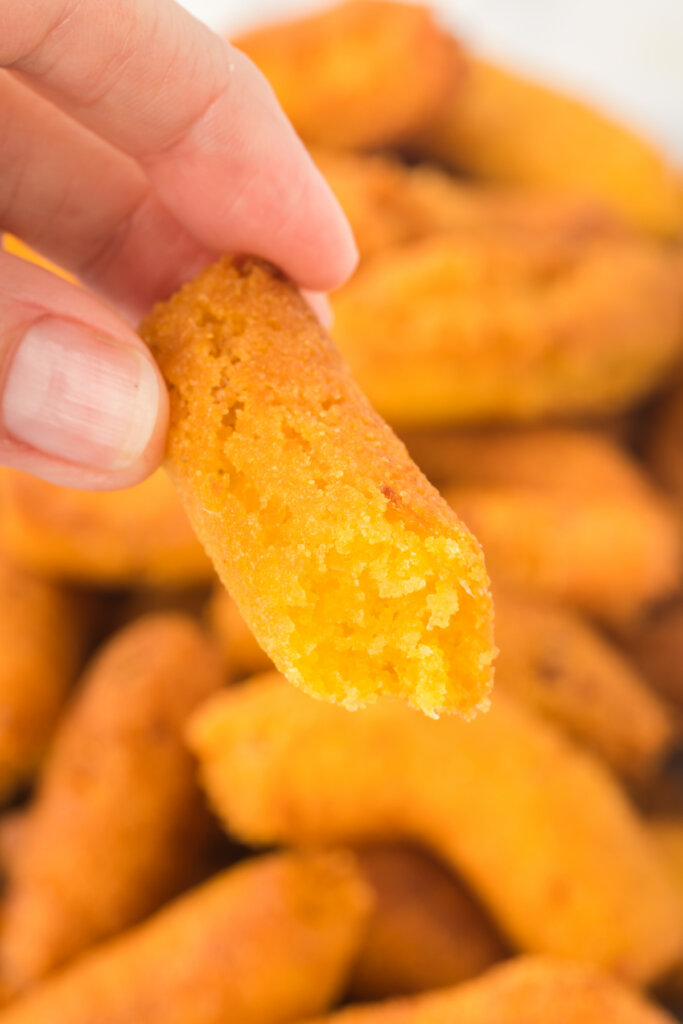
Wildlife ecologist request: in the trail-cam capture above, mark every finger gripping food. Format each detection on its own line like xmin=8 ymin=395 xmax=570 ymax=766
xmin=140 ymin=256 xmax=494 ymax=718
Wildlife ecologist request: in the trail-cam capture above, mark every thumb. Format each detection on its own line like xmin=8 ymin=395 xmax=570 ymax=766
xmin=0 ymin=249 xmax=167 ymax=490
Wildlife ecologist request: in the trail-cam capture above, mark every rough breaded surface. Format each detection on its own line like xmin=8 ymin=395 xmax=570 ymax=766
xmin=0 ymin=852 xmax=371 ymax=1024
xmin=206 ymin=587 xmax=273 ymax=681
xmin=411 ymin=58 xmax=683 ymax=238
xmin=140 ymin=257 xmax=493 ymax=718
xmin=304 ymin=956 xmax=676 ymax=1024
xmin=0 ymin=468 xmax=211 ymax=588
xmin=235 ymin=1 xmax=460 ymax=149
xmin=331 ymin=234 xmax=683 ymax=425
xmin=0 ymin=560 xmax=86 ymax=805
xmin=434 ymin=429 xmax=680 ymax=623
xmin=313 ymin=147 xmax=619 ymax=258
xmin=493 ymin=591 xmax=673 ymax=780
xmin=349 ymin=844 xmax=507 ymax=999
xmin=187 ymin=674 xmax=683 ymax=984
xmin=0 ymin=615 xmax=224 ymax=992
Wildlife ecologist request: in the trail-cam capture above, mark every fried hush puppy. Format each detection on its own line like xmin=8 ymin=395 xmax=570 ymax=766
xmin=493 ymin=591 xmax=673 ymax=781
xmin=187 ymin=674 xmax=683 ymax=985
xmin=0 ymin=468 xmax=211 ymax=588
xmin=331 ymin=234 xmax=683 ymax=426
xmin=304 ymin=956 xmax=676 ymax=1024
xmin=0 ymin=560 xmax=87 ymax=805
xmin=209 ymin=575 xmax=670 ymax=779
xmin=649 ymin=821 xmax=683 ymax=1002
xmin=431 ymin=428 xmax=680 ymax=623
xmin=0 ymin=614 xmax=224 ymax=992
xmin=349 ymin=843 xmax=508 ymax=1000
xmin=206 ymin=587 xmax=273 ymax=681
xmin=647 ymin=376 xmax=683 ymax=525
xmin=140 ymin=256 xmax=493 ymax=719
xmin=0 ymin=852 xmax=371 ymax=1024
xmin=628 ymin=599 xmax=683 ymax=715
xmin=234 ymin=1 xmax=460 ymax=149
xmin=313 ymin=147 xmax=619 ymax=259
xmin=410 ymin=57 xmax=683 ymax=238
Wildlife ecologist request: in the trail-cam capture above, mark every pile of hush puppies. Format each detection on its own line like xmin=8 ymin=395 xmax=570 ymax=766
xmin=1 ymin=1 xmax=683 ymax=1021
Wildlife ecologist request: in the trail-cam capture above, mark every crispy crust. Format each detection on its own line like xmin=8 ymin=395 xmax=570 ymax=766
xmin=331 ymin=234 xmax=683 ymax=425
xmin=188 ymin=674 xmax=683 ymax=985
xmin=140 ymin=256 xmax=493 ymax=718
xmin=0 ymin=852 xmax=371 ymax=1024
xmin=235 ymin=1 xmax=461 ymax=148
xmin=434 ymin=429 xmax=680 ymax=623
xmin=410 ymin=58 xmax=683 ymax=238
xmin=349 ymin=843 xmax=507 ymax=999
xmin=0 ymin=468 xmax=212 ymax=588
xmin=0 ymin=561 xmax=87 ymax=804
xmin=312 ymin=147 xmax=620 ymax=258
xmin=206 ymin=587 xmax=273 ymax=681
xmin=493 ymin=590 xmax=673 ymax=780
xmin=0 ymin=615 xmax=223 ymax=991
xmin=305 ymin=956 xmax=676 ymax=1024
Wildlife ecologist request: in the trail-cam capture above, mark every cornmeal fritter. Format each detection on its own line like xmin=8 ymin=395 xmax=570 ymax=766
xmin=141 ymin=257 xmax=494 ymax=719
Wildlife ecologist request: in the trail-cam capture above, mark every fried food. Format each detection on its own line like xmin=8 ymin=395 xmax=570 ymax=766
xmin=313 ymin=147 xmax=619 ymax=258
xmin=207 ymin=587 xmax=273 ymax=681
xmin=0 ymin=614 xmax=224 ymax=991
xmin=0 ymin=558 xmax=87 ymax=805
xmin=649 ymin=820 xmax=683 ymax=1001
xmin=628 ymin=599 xmax=683 ymax=715
xmin=234 ymin=1 xmax=460 ymax=149
xmin=140 ymin=256 xmax=493 ymax=719
xmin=410 ymin=57 xmax=683 ymax=238
xmin=188 ymin=673 xmax=683 ymax=984
xmin=349 ymin=843 xmax=507 ymax=999
xmin=647 ymin=376 xmax=683 ymax=525
xmin=0 ymin=851 xmax=371 ymax=1024
xmin=493 ymin=591 xmax=673 ymax=780
xmin=0 ymin=811 xmax=28 ymax=875
xmin=0 ymin=467 xmax=212 ymax=588
xmin=429 ymin=428 xmax=680 ymax=623
xmin=305 ymin=956 xmax=676 ymax=1024
xmin=331 ymin=234 xmax=683 ymax=425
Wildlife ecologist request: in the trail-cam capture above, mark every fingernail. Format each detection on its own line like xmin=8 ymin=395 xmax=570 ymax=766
xmin=301 ymin=290 xmax=334 ymax=330
xmin=3 ymin=318 xmax=161 ymax=470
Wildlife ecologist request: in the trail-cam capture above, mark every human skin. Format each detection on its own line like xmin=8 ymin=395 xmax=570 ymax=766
xmin=0 ymin=0 xmax=356 ymax=490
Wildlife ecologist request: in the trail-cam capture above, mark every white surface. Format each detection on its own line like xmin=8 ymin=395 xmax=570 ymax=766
xmin=180 ymin=0 xmax=683 ymax=162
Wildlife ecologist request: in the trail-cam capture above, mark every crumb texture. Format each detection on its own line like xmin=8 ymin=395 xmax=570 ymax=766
xmin=141 ymin=257 xmax=493 ymax=717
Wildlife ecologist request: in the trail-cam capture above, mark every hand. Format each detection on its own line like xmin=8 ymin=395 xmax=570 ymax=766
xmin=0 ymin=0 xmax=357 ymax=490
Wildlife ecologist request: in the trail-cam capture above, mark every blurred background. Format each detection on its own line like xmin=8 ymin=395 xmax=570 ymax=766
xmin=180 ymin=0 xmax=683 ymax=162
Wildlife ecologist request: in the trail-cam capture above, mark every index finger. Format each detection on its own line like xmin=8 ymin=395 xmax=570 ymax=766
xmin=1 ymin=0 xmax=358 ymax=290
